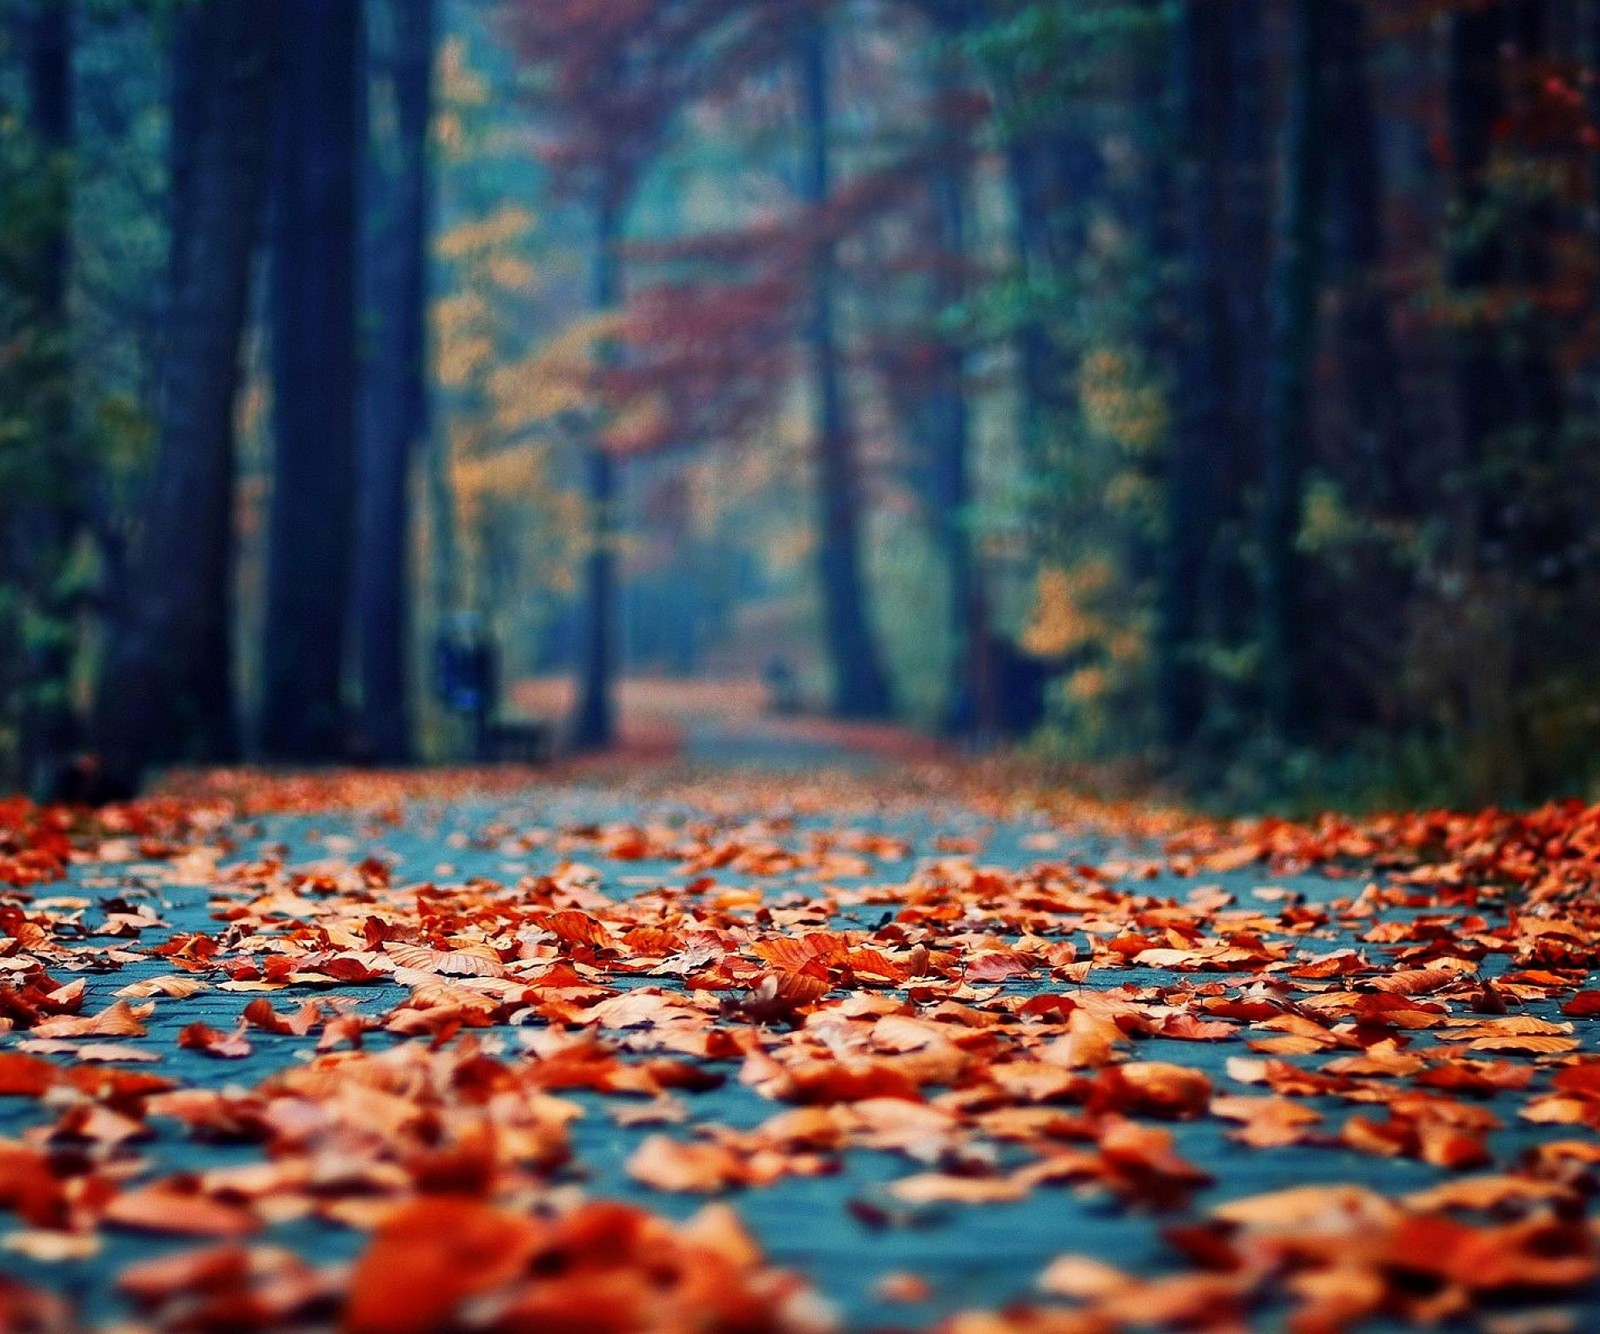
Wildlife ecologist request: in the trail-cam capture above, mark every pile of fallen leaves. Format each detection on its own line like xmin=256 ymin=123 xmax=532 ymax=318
xmin=4 ymin=772 xmax=1600 ymax=1330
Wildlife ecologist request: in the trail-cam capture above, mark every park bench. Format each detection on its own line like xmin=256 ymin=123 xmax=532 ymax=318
xmin=481 ymin=717 xmax=556 ymax=764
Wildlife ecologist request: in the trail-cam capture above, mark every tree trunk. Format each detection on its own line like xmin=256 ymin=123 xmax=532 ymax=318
xmin=934 ymin=51 xmax=979 ymax=732
xmin=1259 ymin=0 xmax=1330 ymax=741
xmin=26 ymin=0 xmax=70 ymax=324
xmin=18 ymin=0 xmax=77 ymax=792
xmin=798 ymin=14 xmax=893 ymax=720
xmin=1446 ymin=1 xmax=1508 ymax=563
xmin=1326 ymin=0 xmax=1408 ymax=514
xmin=92 ymin=1 xmax=281 ymax=785
xmin=1445 ymin=2 xmax=1562 ymax=569
xmin=1003 ymin=132 xmax=1101 ymax=469
xmin=571 ymin=191 xmax=622 ymax=752
xmin=930 ymin=109 xmax=980 ymax=734
xmin=1158 ymin=0 xmax=1231 ymax=751
xmin=356 ymin=0 xmax=434 ymax=764
xmin=260 ymin=0 xmax=361 ymax=761
xmin=1217 ymin=0 xmax=1271 ymax=657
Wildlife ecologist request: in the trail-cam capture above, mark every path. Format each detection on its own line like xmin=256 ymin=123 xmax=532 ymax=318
xmin=1 ymin=765 xmax=1598 ymax=1331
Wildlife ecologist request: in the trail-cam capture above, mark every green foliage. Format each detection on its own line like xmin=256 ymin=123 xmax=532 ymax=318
xmin=0 ymin=112 xmax=77 ymax=788
xmin=0 ymin=4 xmax=162 ymax=789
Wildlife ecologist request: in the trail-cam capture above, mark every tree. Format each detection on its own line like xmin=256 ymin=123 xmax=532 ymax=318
xmin=925 ymin=19 xmax=984 ymax=733
xmin=1447 ymin=1 xmax=1565 ymax=573
xmin=259 ymin=0 xmax=362 ymax=762
xmin=356 ymin=0 xmax=435 ymax=763
xmin=92 ymin=0 xmax=281 ymax=785
xmin=1157 ymin=0 xmax=1232 ymax=752
xmin=508 ymin=0 xmax=791 ymax=747
xmin=1257 ymin=0 xmax=1330 ymax=742
xmin=797 ymin=10 xmax=894 ymax=719
xmin=14 ymin=0 xmax=77 ymax=790
xmin=1326 ymin=0 xmax=1408 ymax=514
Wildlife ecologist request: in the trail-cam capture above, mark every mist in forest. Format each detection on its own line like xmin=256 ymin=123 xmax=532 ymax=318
xmin=3 ymin=0 xmax=1599 ymax=809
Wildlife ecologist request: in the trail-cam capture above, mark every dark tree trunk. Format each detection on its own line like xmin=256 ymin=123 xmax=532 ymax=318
xmin=92 ymin=1 xmax=281 ymax=785
xmin=18 ymin=0 xmax=77 ymax=792
xmin=1326 ymin=0 xmax=1409 ymax=514
xmin=571 ymin=191 xmax=622 ymax=752
xmin=26 ymin=0 xmax=70 ymax=325
xmin=1446 ymin=1 xmax=1509 ymax=563
xmin=1589 ymin=2 xmax=1600 ymax=228
xmin=1445 ymin=1 xmax=1562 ymax=570
xmin=1259 ymin=0 xmax=1330 ymax=741
xmin=1003 ymin=132 xmax=1102 ymax=467
xmin=926 ymin=43 xmax=983 ymax=735
xmin=356 ymin=0 xmax=434 ymax=764
xmin=260 ymin=0 xmax=361 ymax=762
xmin=1158 ymin=0 xmax=1232 ymax=751
xmin=799 ymin=15 xmax=893 ymax=719
xmin=1217 ymin=0 xmax=1271 ymax=655
xmin=932 ymin=157 xmax=978 ymax=733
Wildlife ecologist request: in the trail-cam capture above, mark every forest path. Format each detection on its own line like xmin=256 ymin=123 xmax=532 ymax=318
xmin=1 ymin=767 xmax=1597 ymax=1331
xmin=510 ymin=674 xmax=950 ymax=772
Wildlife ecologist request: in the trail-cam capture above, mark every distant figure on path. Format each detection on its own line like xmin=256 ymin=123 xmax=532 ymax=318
xmin=763 ymin=658 xmax=800 ymax=716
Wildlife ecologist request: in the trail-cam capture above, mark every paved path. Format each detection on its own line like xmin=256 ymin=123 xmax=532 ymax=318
xmin=2 ymin=767 xmax=1597 ymax=1331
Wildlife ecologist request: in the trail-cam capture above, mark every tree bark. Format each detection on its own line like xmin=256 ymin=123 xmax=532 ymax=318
xmin=1158 ymin=0 xmax=1231 ymax=751
xmin=1326 ymin=0 xmax=1408 ymax=514
xmin=92 ymin=1 xmax=281 ymax=784
xmin=932 ymin=160 xmax=976 ymax=730
xmin=356 ymin=0 xmax=434 ymax=763
xmin=798 ymin=14 xmax=893 ymax=720
xmin=26 ymin=0 xmax=70 ymax=325
xmin=1259 ymin=0 xmax=1330 ymax=741
xmin=1446 ymin=1 xmax=1508 ymax=564
xmin=17 ymin=0 xmax=77 ymax=792
xmin=260 ymin=0 xmax=362 ymax=761
xmin=571 ymin=191 xmax=622 ymax=752
xmin=1444 ymin=1 xmax=1562 ymax=569
xmin=930 ymin=105 xmax=982 ymax=734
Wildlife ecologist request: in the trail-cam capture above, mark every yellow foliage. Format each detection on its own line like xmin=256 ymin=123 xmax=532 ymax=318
xmin=436 ymin=332 xmax=494 ymax=390
xmin=487 ymin=253 xmax=538 ymax=292
xmin=435 ymin=109 xmax=464 ymax=155
xmin=432 ymin=290 xmax=489 ymax=334
xmin=1079 ymin=348 xmax=1166 ymax=456
xmin=435 ymin=206 xmax=536 ymax=261
xmin=438 ymin=36 xmax=488 ymax=108
xmin=1066 ymin=666 xmax=1110 ymax=704
xmin=602 ymin=393 xmax=669 ymax=454
xmin=454 ymin=446 xmax=544 ymax=506
xmin=488 ymin=313 xmax=626 ymax=437
xmin=1297 ymin=478 xmax=1358 ymax=554
xmin=1022 ymin=561 xmax=1115 ymax=658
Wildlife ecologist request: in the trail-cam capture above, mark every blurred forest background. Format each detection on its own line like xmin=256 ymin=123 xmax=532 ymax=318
xmin=2 ymin=0 xmax=1600 ymax=808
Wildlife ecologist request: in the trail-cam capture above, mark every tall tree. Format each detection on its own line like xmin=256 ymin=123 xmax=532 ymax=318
xmin=1326 ymin=0 xmax=1408 ymax=513
xmin=93 ymin=0 xmax=281 ymax=784
xmin=508 ymin=0 xmax=779 ymax=748
xmin=926 ymin=24 xmax=984 ymax=733
xmin=1447 ymin=1 xmax=1565 ymax=573
xmin=1446 ymin=1 xmax=1510 ymax=566
xmin=16 ymin=0 xmax=77 ymax=790
xmin=573 ymin=188 xmax=624 ymax=750
xmin=259 ymin=0 xmax=362 ymax=761
xmin=356 ymin=0 xmax=435 ymax=763
xmin=1157 ymin=0 xmax=1232 ymax=750
xmin=25 ymin=0 xmax=70 ymax=330
xmin=1258 ymin=0 xmax=1330 ymax=740
xmin=798 ymin=11 xmax=893 ymax=719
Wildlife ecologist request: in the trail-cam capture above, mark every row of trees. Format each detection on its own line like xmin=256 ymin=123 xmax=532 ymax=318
xmin=515 ymin=0 xmax=1600 ymax=798
xmin=0 ymin=0 xmax=434 ymax=788
xmin=2 ymin=0 xmax=1599 ymax=801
